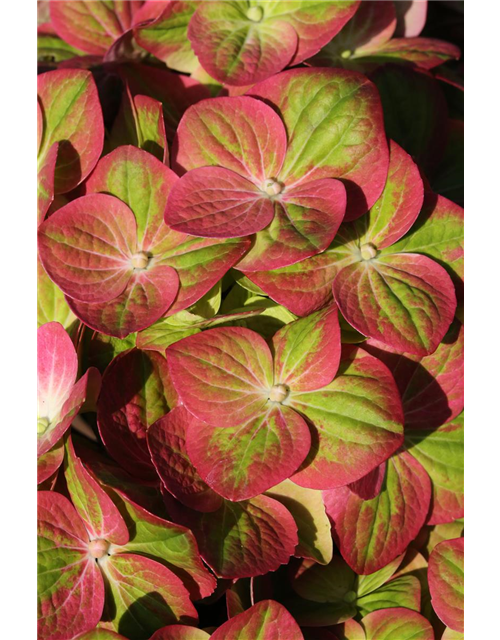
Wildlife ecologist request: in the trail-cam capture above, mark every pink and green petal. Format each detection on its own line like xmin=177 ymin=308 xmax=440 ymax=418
xmin=38 ymin=194 xmax=137 ymax=304
xmin=387 ymin=193 xmax=464 ymax=286
xmin=37 ymin=491 xmax=105 ymax=640
xmin=210 ymin=600 xmax=304 ymax=640
xmin=134 ymin=1 xmax=200 ymax=74
xmin=38 ymin=366 xmax=101 ymax=456
xmin=249 ymin=68 xmax=389 ymax=220
xmin=266 ymin=1 xmax=361 ymax=65
xmin=100 ymin=553 xmax=198 ymax=639
xmin=241 ymin=242 xmax=355 ymax=316
xmin=132 ymin=94 xmax=169 ymax=164
xmin=172 ymin=96 xmax=287 ymax=182
xmin=38 ymin=257 xmax=77 ymax=329
xmin=37 ymin=69 xmax=104 ymax=193
xmin=68 ymin=264 xmax=179 ymax=338
xmin=361 ymin=608 xmax=434 ymax=640
xmin=37 ymin=322 xmax=99 ymax=457
xmin=333 ymin=253 xmax=457 ymax=356
xmin=188 ymin=3 xmax=298 ymax=86
xmin=107 ymin=90 xmax=167 ymax=163
xmin=395 ymin=1 xmax=427 ymax=37
xmin=38 ymin=141 xmax=58 ymax=226
xmin=107 ymin=489 xmax=216 ymax=600
xmin=356 ymin=141 xmax=424 ymax=249
xmin=236 ymin=178 xmax=347 ymax=271
xmin=406 ymin=414 xmax=464 ymax=524
xmin=37 ymin=438 xmax=64 ymax=485
xmin=85 ymin=146 xmax=178 ymax=251
xmin=158 ymin=233 xmax=251 ymax=314
xmin=178 ymin=495 xmax=298 ymax=578
xmin=442 ymin=629 xmax=464 ymax=640
xmin=428 ymin=537 xmax=464 ymax=632
xmin=310 ymin=0 xmax=396 ymax=64
xmin=363 ymin=322 xmax=464 ymax=429
xmin=148 ymin=406 xmax=223 ymax=512
xmin=166 ymin=327 xmax=273 ymax=427
xmin=150 ymin=627 xmax=211 ymax=640
xmin=365 ymin=38 xmax=461 ymax=70
xmin=38 ymin=321 xmax=78 ymax=424
xmin=266 ymin=480 xmax=333 ymax=565
xmin=323 ymin=450 xmax=431 ymax=574
xmin=273 ymin=306 xmax=341 ymax=392
xmin=290 ymin=346 xmax=404 ymax=490
xmin=165 ymin=167 xmax=274 ymax=237
xmin=186 ymin=404 xmax=311 ymax=501
xmin=50 ymin=0 xmax=144 ymax=55
xmin=335 ymin=619 xmax=366 ymax=640
xmin=97 ymin=348 xmax=177 ymax=480
xmin=425 ymin=520 xmax=464 ymax=561
xmin=64 ymin=435 xmax=129 ymax=545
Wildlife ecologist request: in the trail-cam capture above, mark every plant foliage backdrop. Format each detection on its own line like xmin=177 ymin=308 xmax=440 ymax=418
xmin=37 ymin=1 xmax=464 ymax=639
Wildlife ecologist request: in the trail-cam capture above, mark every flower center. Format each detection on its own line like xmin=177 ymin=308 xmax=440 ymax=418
xmin=247 ymin=6 xmax=263 ymax=22
xmin=360 ymin=242 xmax=378 ymax=261
xmin=343 ymin=590 xmax=357 ymax=604
xmin=131 ymin=251 xmax=150 ymax=270
xmin=269 ymin=384 xmax=289 ymax=403
xmin=263 ymin=179 xmax=283 ymax=197
xmin=37 ymin=417 xmax=50 ymax=435
xmin=88 ymin=539 xmax=110 ymax=559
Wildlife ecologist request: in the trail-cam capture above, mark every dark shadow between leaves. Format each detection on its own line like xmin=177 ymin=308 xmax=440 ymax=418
xmin=101 ymin=348 xmax=155 ymax=412
xmin=119 ymin=591 xmax=189 ymax=639
xmin=361 ymin=343 xmax=455 ymax=430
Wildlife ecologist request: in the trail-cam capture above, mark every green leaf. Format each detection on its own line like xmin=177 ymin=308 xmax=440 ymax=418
xmin=356 ymin=555 xmax=404 ymax=597
xmin=362 ymin=608 xmax=434 ymax=640
xmin=406 ymin=413 xmax=464 ymax=524
xmin=265 ymin=479 xmax=333 ymax=565
xmin=356 ymin=575 xmax=421 ymax=616
xmin=134 ymin=0 xmax=200 ymax=73
xmin=37 ymin=32 xmax=86 ymax=62
xmin=37 ymin=256 xmax=77 ymax=330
